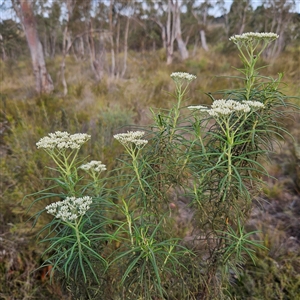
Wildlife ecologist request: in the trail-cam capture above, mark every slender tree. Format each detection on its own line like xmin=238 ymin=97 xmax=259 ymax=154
xmin=12 ymin=0 xmax=54 ymax=94
xmin=148 ymin=0 xmax=188 ymax=64
xmin=173 ymin=0 xmax=189 ymax=60
xmin=227 ymin=0 xmax=252 ymax=36
xmin=261 ymin=0 xmax=296 ymax=59
xmin=121 ymin=15 xmax=130 ymax=77
xmin=191 ymin=0 xmax=213 ymax=51
xmin=60 ymin=0 xmax=75 ymax=95
xmin=109 ymin=0 xmax=116 ymax=76
xmin=166 ymin=0 xmax=175 ymax=64
xmin=0 ymin=33 xmax=6 ymax=60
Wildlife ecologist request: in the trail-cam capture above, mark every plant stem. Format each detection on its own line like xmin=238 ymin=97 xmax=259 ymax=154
xmin=132 ymin=150 xmax=147 ymax=198
xmin=169 ymin=83 xmax=188 ymax=142
xmin=122 ymin=199 xmax=134 ymax=247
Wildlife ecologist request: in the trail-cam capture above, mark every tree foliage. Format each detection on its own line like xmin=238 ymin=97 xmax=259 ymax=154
xmin=1 ymin=0 xmax=299 ymax=92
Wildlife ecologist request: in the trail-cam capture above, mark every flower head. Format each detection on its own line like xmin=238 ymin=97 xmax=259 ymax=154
xmin=242 ymin=100 xmax=265 ymax=108
xmin=170 ymin=72 xmax=197 ymax=82
xmin=79 ymin=160 xmax=107 ymax=173
xmin=188 ymin=105 xmax=208 ymax=111
xmin=229 ymin=32 xmax=279 ymax=43
xmin=114 ymin=131 xmax=148 ymax=148
xmin=211 ymin=99 xmax=250 ymax=114
xmin=198 ymin=99 xmax=264 ymax=118
xmin=36 ymin=131 xmax=91 ymax=150
xmin=45 ymin=196 xmax=93 ymax=222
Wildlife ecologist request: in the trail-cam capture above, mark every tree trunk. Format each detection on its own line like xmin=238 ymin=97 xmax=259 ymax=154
xmin=13 ymin=0 xmax=54 ymax=94
xmin=61 ymin=25 xmax=69 ymax=96
xmin=50 ymin=32 xmax=57 ymax=59
xmin=154 ymin=19 xmax=167 ymax=49
xmin=0 ymin=34 xmax=7 ymax=61
xmin=262 ymin=0 xmax=293 ymax=60
xmin=166 ymin=0 xmax=175 ymax=65
xmin=116 ymin=19 xmax=120 ymax=78
xmin=43 ymin=34 xmax=49 ymax=57
xmin=60 ymin=0 xmax=75 ymax=96
xmin=109 ymin=0 xmax=116 ymax=77
xmin=192 ymin=36 xmax=198 ymax=56
xmin=98 ymin=33 xmax=106 ymax=76
xmin=87 ymin=21 xmax=103 ymax=82
xmin=121 ymin=17 xmax=130 ymax=78
xmin=239 ymin=1 xmax=249 ymax=34
xmin=78 ymin=36 xmax=85 ymax=59
xmin=173 ymin=0 xmax=189 ymax=60
xmin=200 ymin=29 xmax=209 ymax=51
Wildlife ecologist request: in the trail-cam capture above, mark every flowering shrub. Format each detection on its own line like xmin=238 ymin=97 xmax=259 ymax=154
xmin=27 ymin=33 xmax=298 ymax=299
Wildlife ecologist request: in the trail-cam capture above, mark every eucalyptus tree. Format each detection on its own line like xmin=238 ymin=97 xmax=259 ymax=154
xmin=0 ymin=33 xmax=5 ymax=60
xmin=60 ymin=0 xmax=75 ymax=95
xmin=173 ymin=0 xmax=189 ymax=60
xmin=106 ymin=0 xmax=140 ymax=78
xmin=258 ymin=0 xmax=296 ymax=59
xmin=190 ymin=0 xmax=213 ymax=51
xmin=58 ymin=0 xmax=106 ymax=83
xmin=12 ymin=0 xmax=54 ymax=94
xmin=0 ymin=19 xmax=27 ymax=60
xmin=227 ymin=0 xmax=253 ymax=36
xmin=33 ymin=0 xmax=62 ymax=59
xmin=45 ymin=1 xmax=61 ymax=58
xmin=146 ymin=0 xmax=189 ymax=64
xmin=183 ymin=0 xmax=229 ymax=53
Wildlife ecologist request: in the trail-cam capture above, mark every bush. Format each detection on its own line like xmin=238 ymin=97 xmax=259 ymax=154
xmin=25 ymin=33 xmax=299 ymax=299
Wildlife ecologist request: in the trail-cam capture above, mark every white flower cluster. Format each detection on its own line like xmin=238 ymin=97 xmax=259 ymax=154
xmin=170 ymin=72 xmax=197 ymax=82
xmin=208 ymin=100 xmax=251 ymax=116
xmin=36 ymin=131 xmax=91 ymax=150
xmin=242 ymin=100 xmax=265 ymax=108
xmin=79 ymin=160 xmax=107 ymax=173
xmin=188 ymin=105 xmax=207 ymax=110
xmin=114 ymin=131 xmax=148 ymax=147
xmin=45 ymin=196 xmax=93 ymax=222
xmin=189 ymin=99 xmax=264 ymax=117
xmin=229 ymin=32 xmax=279 ymax=43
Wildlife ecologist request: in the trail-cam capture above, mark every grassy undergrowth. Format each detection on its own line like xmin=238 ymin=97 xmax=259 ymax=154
xmin=0 ymin=42 xmax=299 ymax=299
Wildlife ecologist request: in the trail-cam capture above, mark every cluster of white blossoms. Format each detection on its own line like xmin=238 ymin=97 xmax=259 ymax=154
xmin=189 ymin=99 xmax=264 ymax=117
xmin=45 ymin=196 xmax=93 ymax=222
xmin=114 ymin=131 xmax=148 ymax=147
xmin=229 ymin=32 xmax=279 ymax=43
xmin=242 ymin=100 xmax=265 ymax=108
xmin=79 ymin=160 xmax=107 ymax=173
xmin=188 ymin=105 xmax=207 ymax=111
xmin=36 ymin=131 xmax=91 ymax=150
xmin=170 ymin=72 xmax=197 ymax=82
xmin=208 ymin=100 xmax=250 ymax=116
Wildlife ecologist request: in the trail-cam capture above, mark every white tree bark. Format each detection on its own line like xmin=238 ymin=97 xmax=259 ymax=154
xmin=60 ymin=0 xmax=75 ymax=96
xmin=121 ymin=17 xmax=130 ymax=78
xmin=200 ymin=29 xmax=209 ymax=52
xmin=0 ymin=34 xmax=7 ymax=61
xmin=173 ymin=0 xmax=189 ymax=60
xmin=13 ymin=0 xmax=54 ymax=94
xmin=109 ymin=0 xmax=116 ymax=77
xmin=78 ymin=36 xmax=85 ymax=58
xmin=166 ymin=0 xmax=175 ymax=65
